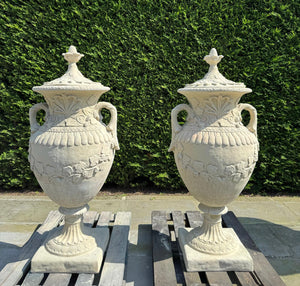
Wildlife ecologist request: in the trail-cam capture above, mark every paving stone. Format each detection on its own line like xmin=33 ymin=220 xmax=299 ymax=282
xmin=228 ymin=200 xmax=297 ymax=225
xmin=283 ymin=202 xmax=300 ymax=218
xmin=242 ymin=224 xmax=293 ymax=258
xmin=0 ymin=232 xmax=31 ymax=246
xmin=268 ymin=257 xmax=300 ymax=286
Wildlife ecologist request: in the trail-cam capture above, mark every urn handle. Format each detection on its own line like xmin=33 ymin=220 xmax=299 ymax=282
xmin=169 ymin=104 xmax=194 ymax=151
xmin=29 ymin=102 xmax=49 ymax=134
xmin=96 ymin=102 xmax=120 ymax=150
xmin=238 ymin=103 xmax=258 ymax=137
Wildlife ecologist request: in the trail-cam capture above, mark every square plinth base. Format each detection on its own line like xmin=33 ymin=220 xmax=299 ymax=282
xmin=178 ymin=228 xmax=253 ymax=272
xmin=31 ymin=227 xmax=109 ymax=273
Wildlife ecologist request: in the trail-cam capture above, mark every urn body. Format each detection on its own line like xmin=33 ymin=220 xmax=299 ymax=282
xmin=29 ymin=92 xmax=118 ymax=209
xmin=170 ymin=94 xmax=259 ymax=207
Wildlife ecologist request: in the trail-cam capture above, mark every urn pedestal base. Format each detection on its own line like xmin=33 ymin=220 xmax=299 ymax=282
xmin=31 ymin=227 xmax=109 ymax=273
xmin=31 ymin=226 xmax=109 ymax=273
xmin=178 ymin=227 xmax=253 ymax=272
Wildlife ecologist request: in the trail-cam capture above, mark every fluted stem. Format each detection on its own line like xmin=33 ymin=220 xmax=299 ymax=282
xmin=187 ymin=213 xmax=237 ymax=255
xmin=45 ymin=205 xmax=97 ymax=257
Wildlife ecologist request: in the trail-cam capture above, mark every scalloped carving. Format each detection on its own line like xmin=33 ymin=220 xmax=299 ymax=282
xmin=175 ymin=128 xmax=257 ymax=147
xmin=31 ymin=128 xmax=111 ymax=147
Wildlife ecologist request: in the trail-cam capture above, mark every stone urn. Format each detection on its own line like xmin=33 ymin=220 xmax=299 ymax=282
xmin=29 ymin=46 xmax=119 ymax=273
xmin=169 ymin=49 xmax=259 ymax=271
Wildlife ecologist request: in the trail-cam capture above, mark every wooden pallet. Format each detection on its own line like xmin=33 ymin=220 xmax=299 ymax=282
xmin=0 ymin=210 xmax=131 ymax=286
xmin=152 ymin=211 xmax=286 ymax=286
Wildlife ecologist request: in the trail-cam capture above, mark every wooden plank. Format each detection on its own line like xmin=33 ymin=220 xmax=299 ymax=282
xmin=186 ymin=211 xmax=203 ymax=228
xmin=172 ymin=211 xmax=186 ymax=237
xmin=151 ymin=211 xmax=177 ymax=286
xmin=234 ymin=271 xmax=258 ymax=286
xmin=21 ymin=272 xmax=44 ymax=286
xmin=83 ymin=210 xmax=98 ymax=226
xmin=172 ymin=211 xmax=204 ymax=286
xmin=0 ymin=210 xmax=63 ymax=286
xmin=98 ymin=212 xmax=131 ymax=286
xmin=97 ymin=211 xmax=112 ymax=226
xmin=205 ymin=271 xmax=232 ymax=285
xmin=43 ymin=273 xmax=72 ymax=286
xmin=223 ymin=211 xmax=286 ymax=286
xmin=74 ymin=211 xmax=99 ymax=286
xmin=75 ymin=273 xmax=95 ymax=286
xmin=75 ymin=211 xmax=112 ymax=285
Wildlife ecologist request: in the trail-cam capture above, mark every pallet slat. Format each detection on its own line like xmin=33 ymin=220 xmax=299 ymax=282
xmin=83 ymin=211 xmax=99 ymax=225
xmin=186 ymin=211 xmax=203 ymax=228
xmin=21 ymin=272 xmax=44 ymax=286
xmin=205 ymin=271 xmax=232 ymax=285
xmin=75 ymin=211 xmax=113 ymax=286
xmin=98 ymin=211 xmax=131 ymax=286
xmin=75 ymin=273 xmax=94 ymax=286
xmin=0 ymin=210 xmax=63 ymax=286
xmin=152 ymin=211 xmax=177 ymax=286
xmin=43 ymin=211 xmax=98 ymax=285
xmin=97 ymin=211 xmax=113 ymax=226
xmin=73 ymin=211 xmax=100 ymax=286
xmin=43 ymin=273 xmax=72 ymax=286
xmin=152 ymin=211 xmax=285 ymax=286
xmin=172 ymin=211 xmax=204 ymax=286
xmin=185 ymin=211 xmax=233 ymax=286
xmin=234 ymin=271 xmax=259 ymax=286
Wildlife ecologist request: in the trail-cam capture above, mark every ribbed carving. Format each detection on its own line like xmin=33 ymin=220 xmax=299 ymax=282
xmin=187 ymin=214 xmax=237 ymax=255
xmin=31 ymin=127 xmax=112 ymax=147
xmin=45 ymin=214 xmax=97 ymax=256
xmin=175 ymin=127 xmax=257 ymax=147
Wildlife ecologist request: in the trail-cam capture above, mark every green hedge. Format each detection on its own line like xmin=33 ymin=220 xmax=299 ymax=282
xmin=0 ymin=0 xmax=299 ymax=193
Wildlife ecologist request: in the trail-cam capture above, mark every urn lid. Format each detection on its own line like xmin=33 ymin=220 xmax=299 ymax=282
xmin=33 ymin=46 xmax=110 ymax=92
xmin=178 ymin=48 xmax=251 ymax=94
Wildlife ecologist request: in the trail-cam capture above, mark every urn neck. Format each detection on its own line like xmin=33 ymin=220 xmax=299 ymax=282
xmin=44 ymin=93 xmax=100 ymax=116
xmin=185 ymin=93 xmax=242 ymax=128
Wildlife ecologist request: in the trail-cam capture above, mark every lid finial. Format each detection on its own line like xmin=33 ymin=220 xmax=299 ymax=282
xmin=63 ymin=45 xmax=84 ymax=64
xmin=33 ymin=45 xmax=109 ymax=91
xmin=204 ymin=48 xmax=224 ymax=67
xmin=178 ymin=48 xmax=251 ymax=92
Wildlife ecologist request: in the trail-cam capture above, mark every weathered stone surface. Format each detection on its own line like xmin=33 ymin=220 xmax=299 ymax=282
xmin=169 ymin=48 xmax=257 ymax=269
xmin=29 ymin=45 xmax=118 ymax=272
xmin=179 ymin=227 xmax=253 ymax=271
xmin=31 ymin=226 xmax=109 ymax=273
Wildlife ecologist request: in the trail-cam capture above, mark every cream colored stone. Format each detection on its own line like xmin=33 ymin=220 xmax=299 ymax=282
xmin=29 ymin=46 xmax=119 ymax=272
xmin=31 ymin=226 xmax=109 ymax=273
xmin=169 ymin=48 xmax=258 ymax=271
xmin=179 ymin=228 xmax=253 ymax=271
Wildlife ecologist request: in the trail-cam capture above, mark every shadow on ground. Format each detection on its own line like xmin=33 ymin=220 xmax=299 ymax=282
xmin=237 ymin=217 xmax=300 ymax=277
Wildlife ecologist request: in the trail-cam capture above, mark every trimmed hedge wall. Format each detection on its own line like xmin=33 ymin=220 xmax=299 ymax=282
xmin=0 ymin=0 xmax=299 ymax=193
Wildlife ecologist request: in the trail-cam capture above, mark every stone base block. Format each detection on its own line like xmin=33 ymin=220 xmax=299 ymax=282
xmin=31 ymin=227 xmax=109 ymax=273
xmin=178 ymin=228 xmax=253 ymax=272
